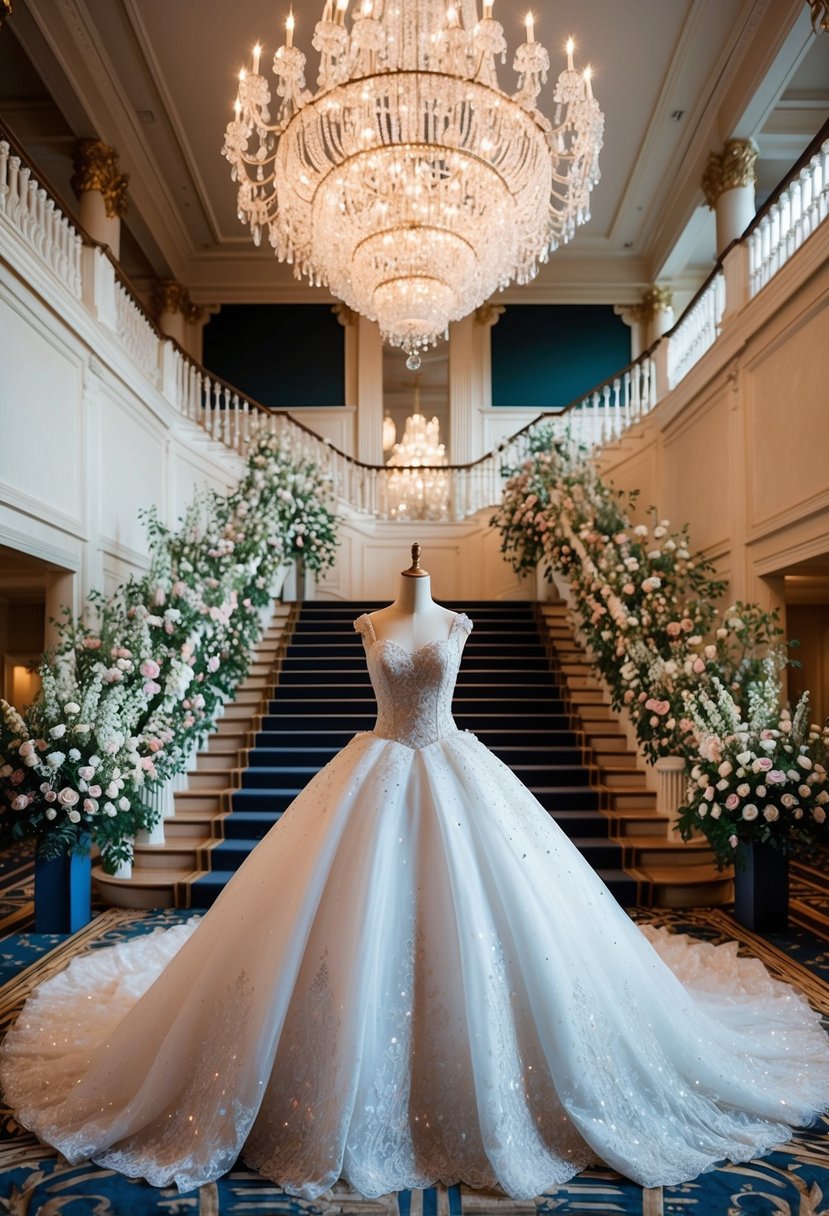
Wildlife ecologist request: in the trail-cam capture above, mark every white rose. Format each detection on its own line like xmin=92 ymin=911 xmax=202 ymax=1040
xmin=736 ymin=783 xmax=750 ymax=797
xmin=118 ymin=796 xmax=131 ymax=812
xmin=710 ymin=805 xmax=721 ymax=819
xmin=815 ymin=791 xmax=829 ymax=805
xmin=756 ymin=785 xmax=767 ymax=798
xmin=799 ymin=785 xmax=811 ymax=799
xmin=11 ymin=795 xmax=28 ymax=811
xmin=797 ymin=755 xmax=813 ymax=770
xmin=78 ymin=766 xmax=94 ymax=781
xmin=67 ymin=809 xmax=81 ymax=824
xmin=45 ymin=807 xmax=57 ymax=820
xmin=68 ymin=748 xmax=81 ymax=761
xmin=763 ymin=806 xmax=779 ymax=822
xmin=813 ymin=807 xmax=826 ymax=824
xmin=780 ymin=793 xmax=796 ymax=808
xmin=716 ymin=779 xmax=729 ymax=791
xmin=88 ymin=755 xmax=101 ymax=767
xmin=46 ymin=751 xmax=65 ymax=768
xmin=742 ymin=804 xmax=759 ymax=821
xmin=23 ymin=754 xmax=39 ymax=767
xmin=105 ymin=783 xmax=118 ymax=798
xmin=736 ymin=752 xmax=752 ymax=766
xmin=697 ymin=804 xmax=708 ymax=818
xmin=718 ymin=761 xmax=733 ymax=778
xmin=49 ymin=724 xmax=66 ymax=739
xmin=57 ymin=787 xmax=80 ymax=807
xmin=103 ymin=802 xmax=117 ymax=817
xmin=64 ymin=702 xmax=80 ymax=714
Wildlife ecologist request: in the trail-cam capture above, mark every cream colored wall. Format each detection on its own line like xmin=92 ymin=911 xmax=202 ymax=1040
xmin=0 ymin=248 xmax=244 ymax=615
xmin=597 ymin=221 xmax=829 ymax=613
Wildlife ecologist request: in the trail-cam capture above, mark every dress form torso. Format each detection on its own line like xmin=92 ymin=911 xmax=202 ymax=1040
xmin=368 ymin=561 xmax=455 ymax=653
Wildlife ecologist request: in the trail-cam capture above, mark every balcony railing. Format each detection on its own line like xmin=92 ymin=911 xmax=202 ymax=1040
xmin=1 ymin=117 xmax=828 ymax=524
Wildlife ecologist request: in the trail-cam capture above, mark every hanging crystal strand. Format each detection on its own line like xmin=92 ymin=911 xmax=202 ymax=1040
xmin=470 ymin=5 xmax=506 ymax=87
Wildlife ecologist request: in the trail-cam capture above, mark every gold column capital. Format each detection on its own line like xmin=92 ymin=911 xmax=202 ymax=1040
xmin=332 ymin=302 xmax=358 ymax=327
xmin=631 ymin=285 xmax=673 ymax=324
xmin=1 ymin=1 xmax=13 ymax=29
xmin=71 ymin=139 xmax=129 ymax=218
xmin=701 ymin=139 xmax=758 ymax=209
xmin=152 ymin=280 xmax=202 ymax=323
xmin=474 ymin=302 xmax=505 ymax=327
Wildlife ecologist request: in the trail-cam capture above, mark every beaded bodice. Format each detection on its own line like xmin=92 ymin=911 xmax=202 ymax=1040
xmin=354 ymin=612 xmax=473 ymax=750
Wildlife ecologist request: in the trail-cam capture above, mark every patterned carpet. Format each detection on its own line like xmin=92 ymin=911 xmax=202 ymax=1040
xmin=1 ymin=849 xmax=829 ymax=1214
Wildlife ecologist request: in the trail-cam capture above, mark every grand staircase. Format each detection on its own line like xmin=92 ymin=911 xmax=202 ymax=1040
xmin=93 ymin=599 xmax=729 ymax=911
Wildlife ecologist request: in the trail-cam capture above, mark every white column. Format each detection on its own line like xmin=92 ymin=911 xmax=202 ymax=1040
xmin=449 ymin=314 xmax=475 ymax=464
xmin=356 ymin=316 xmax=384 ymax=464
xmin=702 ymin=139 xmax=758 ymax=256
xmin=71 ymin=139 xmax=128 ymax=259
xmin=44 ymin=571 xmax=77 ymax=650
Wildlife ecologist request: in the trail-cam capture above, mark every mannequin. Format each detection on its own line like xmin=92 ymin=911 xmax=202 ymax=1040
xmin=367 ymin=543 xmax=456 ymax=651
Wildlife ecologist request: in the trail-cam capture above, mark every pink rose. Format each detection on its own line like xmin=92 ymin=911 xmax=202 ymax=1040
xmin=692 ymin=658 xmax=706 ymax=674
xmin=82 ymin=637 xmax=101 ymax=650
xmin=144 ymin=680 xmax=161 ymax=695
xmin=666 ymin=622 xmax=682 ymax=637
xmin=207 ymin=656 xmax=220 ymax=673
xmin=755 ymin=757 xmax=773 ymax=771
xmin=141 ymin=659 xmax=161 ymax=680
xmin=725 ymin=793 xmax=740 ymax=810
xmin=767 ymin=770 xmax=786 ymax=784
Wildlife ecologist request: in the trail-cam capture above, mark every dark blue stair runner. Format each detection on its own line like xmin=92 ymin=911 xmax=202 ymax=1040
xmin=189 ymin=601 xmax=638 ymax=907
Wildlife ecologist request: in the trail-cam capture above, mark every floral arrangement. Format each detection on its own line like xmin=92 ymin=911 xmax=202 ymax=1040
xmin=675 ymin=667 xmax=829 ymax=866
xmin=492 ymin=431 xmax=791 ymax=763
xmin=0 ymin=426 xmax=339 ymax=870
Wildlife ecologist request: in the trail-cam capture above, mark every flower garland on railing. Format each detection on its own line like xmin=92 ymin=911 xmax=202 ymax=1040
xmin=491 ymin=430 xmax=791 ymax=765
xmin=0 ymin=427 xmax=339 ymax=870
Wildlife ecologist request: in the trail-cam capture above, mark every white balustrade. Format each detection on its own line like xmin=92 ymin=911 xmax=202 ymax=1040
xmin=0 ymin=140 xmax=82 ymax=296
xmin=113 ymin=275 xmax=160 ymax=385
xmin=748 ymin=137 xmax=829 ymax=298
xmin=2 ymin=125 xmax=828 ymax=525
xmin=666 ymin=271 xmax=726 ymax=389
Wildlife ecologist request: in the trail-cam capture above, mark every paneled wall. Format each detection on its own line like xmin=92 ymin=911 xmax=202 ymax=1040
xmin=597 ymin=221 xmax=829 ymax=614
xmin=0 ymin=254 xmax=243 ymax=618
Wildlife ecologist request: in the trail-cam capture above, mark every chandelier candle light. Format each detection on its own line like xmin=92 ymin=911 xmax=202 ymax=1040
xmin=224 ymin=1 xmax=604 ymax=369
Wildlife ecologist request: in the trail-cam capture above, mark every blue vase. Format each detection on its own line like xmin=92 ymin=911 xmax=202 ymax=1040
xmin=733 ymin=841 xmax=789 ymax=933
xmin=34 ymin=848 xmax=92 ymax=934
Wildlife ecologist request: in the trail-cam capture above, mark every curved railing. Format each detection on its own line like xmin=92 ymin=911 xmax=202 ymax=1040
xmin=2 ymin=115 xmax=828 ymax=523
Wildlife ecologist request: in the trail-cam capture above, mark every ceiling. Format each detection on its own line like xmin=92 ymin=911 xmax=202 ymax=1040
xmin=1 ymin=0 xmax=828 ymax=312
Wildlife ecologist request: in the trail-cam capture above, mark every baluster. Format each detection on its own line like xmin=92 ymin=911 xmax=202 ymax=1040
xmin=26 ymin=176 xmax=38 ymax=241
xmin=800 ymin=167 xmax=814 ymax=240
xmin=0 ymin=141 xmax=8 ymax=215
xmin=211 ymin=382 xmax=221 ymax=439
xmin=7 ymin=154 xmax=20 ymax=220
xmin=16 ymin=166 xmax=30 ymax=229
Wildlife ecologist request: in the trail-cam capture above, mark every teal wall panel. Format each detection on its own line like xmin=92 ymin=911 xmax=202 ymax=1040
xmin=203 ymin=304 xmax=344 ymax=408
xmin=491 ymin=305 xmax=630 ymax=409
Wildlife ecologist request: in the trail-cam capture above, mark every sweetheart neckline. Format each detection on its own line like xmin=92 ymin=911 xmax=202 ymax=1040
xmin=368 ymin=634 xmax=455 ymax=659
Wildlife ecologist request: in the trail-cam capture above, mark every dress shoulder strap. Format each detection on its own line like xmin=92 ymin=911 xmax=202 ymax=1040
xmin=353 ymin=613 xmax=377 ymax=643
xmin=453 ymin=612 xmax=473 ymax=637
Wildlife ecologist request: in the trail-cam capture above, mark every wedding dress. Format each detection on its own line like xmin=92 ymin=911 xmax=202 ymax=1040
xmin=3 ymin=610 xmax=829 ymax=1199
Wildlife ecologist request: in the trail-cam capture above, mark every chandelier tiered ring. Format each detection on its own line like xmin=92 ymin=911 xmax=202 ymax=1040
xmin=224 ymin=0 xmax=604 ymax=367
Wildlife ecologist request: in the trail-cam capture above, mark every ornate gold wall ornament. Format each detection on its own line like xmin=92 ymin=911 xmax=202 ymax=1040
xmin=807 ymin=1 xmax=829 ymax=32
xmin=474 ymin=303 xmax=506 ymax=327
xmin=1 ymin=1 xmax=13 ymax=30
xmin=71 ymin=139 xmax=129 ymax=218
xmin=634 ymin=286 xmax=673 ymax=324
xmin=701 ymin=139 xmax=758 ymax=209
xmin=153 ymin=281 xmax=202 ymax=325
xmin=332 ymin=302 xmax=358 ymax=328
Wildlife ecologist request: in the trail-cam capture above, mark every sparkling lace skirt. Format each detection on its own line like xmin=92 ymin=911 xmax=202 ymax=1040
xmin=3 ymin=729 xmax=829 ymax=1197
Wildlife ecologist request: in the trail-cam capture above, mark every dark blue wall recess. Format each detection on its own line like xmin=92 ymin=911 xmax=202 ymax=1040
xmin=491 ymin=304 xmax=630 ymax=410
xmin=203 ymin=304 xmax=345 ymax=408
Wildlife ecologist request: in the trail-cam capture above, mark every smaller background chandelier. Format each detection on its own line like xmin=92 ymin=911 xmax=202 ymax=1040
xmin=224 ymin=0 xmax=604 ymax=368
xmin=384 ymin=396 xmax=450 ymax=520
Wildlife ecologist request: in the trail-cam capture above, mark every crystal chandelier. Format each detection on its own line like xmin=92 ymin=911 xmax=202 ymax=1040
xmin=385 ymin=410 xmax=450 ymax=519
xmin=224 ymin=1 xmax=603 ymax=369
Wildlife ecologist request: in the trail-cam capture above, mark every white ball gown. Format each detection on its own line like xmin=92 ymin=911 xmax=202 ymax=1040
xmin=2 ymin=611 xmax=829 ymax=1199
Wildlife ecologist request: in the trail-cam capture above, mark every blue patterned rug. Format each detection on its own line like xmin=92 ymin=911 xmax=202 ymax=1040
xmin=1 ymin=903 xmax=829 ymax=1215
